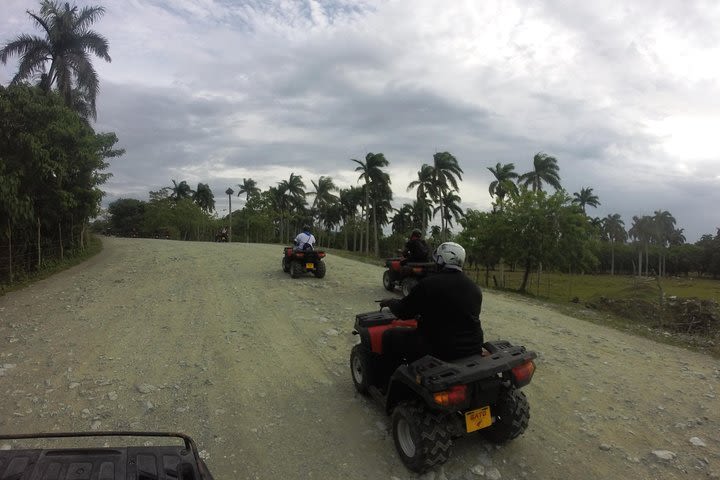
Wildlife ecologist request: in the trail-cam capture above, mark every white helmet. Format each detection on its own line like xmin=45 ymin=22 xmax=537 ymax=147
xmin=433 ymin=242 xmax=466 ymax=270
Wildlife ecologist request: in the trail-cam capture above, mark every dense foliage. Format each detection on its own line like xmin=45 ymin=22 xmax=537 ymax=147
xmin=0 ymin=85 xmax=122 ymax=282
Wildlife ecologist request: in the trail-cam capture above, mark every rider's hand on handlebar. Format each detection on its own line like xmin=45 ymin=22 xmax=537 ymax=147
xmin=378 ymin=298 xmax=394 ymax=309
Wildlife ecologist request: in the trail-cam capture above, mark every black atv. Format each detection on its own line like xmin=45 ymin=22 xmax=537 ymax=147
xmin=383 ymin=257 xmax=438 ymax=296
xmin=282 ymin=246 xmax=327 ymax=278
xmin=0 ymin=431 xmax=214 ymax=479
xmin=350 ymin=310 xmax=537 ymax=473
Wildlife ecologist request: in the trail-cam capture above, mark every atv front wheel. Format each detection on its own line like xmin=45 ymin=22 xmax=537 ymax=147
xmin=282 ymin=256 xmax=290 ymax=273
xmin=290 ymin=261 xmax=303 ymax=278
xmin=401 ymin=277 xmax=418 ymax=297
xmin=313 ymin=260 xmax=326 ymax=278
xmin=392 ymin=401 xmax=452 ymax=473
xmin=483 ymin=386 xmax=530 ymax=444
xmin=382 ymin=270 xmax=394 ymax=291
xmin=350 ymin=345 xmax=373 ymax=394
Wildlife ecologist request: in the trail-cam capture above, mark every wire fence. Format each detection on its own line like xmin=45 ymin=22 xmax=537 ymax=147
xmin=0 ymin=238 xmax=89 ymax=285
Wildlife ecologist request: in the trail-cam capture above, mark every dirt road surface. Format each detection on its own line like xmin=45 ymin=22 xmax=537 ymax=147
xmin=1 ymin=238 xmax=718 ymax=479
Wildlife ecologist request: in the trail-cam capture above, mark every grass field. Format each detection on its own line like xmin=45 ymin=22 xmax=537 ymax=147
xmin=465 ymin=267 xmax=720 ymax=304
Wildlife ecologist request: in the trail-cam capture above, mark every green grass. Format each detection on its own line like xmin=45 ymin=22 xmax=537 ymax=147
xmin=467 ymin=267 xmax=720 ymax=357
xmin=0 ymin=235 xmax=103 ymax=296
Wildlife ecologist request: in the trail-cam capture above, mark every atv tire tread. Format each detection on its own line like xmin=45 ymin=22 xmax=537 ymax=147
xmin=382 ymin=270 xmax=394 ymax=291
xmin=290 ymin=261 xmax=303 ymax=278
xmin=392 ymin=400 xmax=452 ymax=473
xmin=313 ymin=260 xmax=326 ymax=278
xmin=350 ymin=344 xmax=372 ymax=394
xmin=483 ymin=386 xmax=530 ymax=444
xmin=401 ymin=277 xmax=418 ymax=297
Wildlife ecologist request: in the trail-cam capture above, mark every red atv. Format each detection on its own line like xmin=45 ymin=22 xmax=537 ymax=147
xmin=282 ymin=246 xmax=327 ymax=278
xmin=383 ymin=258 xmax=438 ymax=296
xmin=350 ymin=309 xmax=537 ymax=473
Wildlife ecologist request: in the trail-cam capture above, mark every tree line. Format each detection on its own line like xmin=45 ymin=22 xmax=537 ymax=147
xmin=1 ymin=1 xmax=121 ymax=283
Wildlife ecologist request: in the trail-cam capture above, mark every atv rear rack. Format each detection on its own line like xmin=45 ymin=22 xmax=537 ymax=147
xmin=408 ymin=341 xmax=537 ymax=391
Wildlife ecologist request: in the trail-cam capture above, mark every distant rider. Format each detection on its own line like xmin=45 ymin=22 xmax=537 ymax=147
xmin=380 ymin=242 xmax=484 ymax=362
xmin=401 ymin=228 xmax=430 ymax=263
xmin=294 ymin=225 xmax=316 ymax=251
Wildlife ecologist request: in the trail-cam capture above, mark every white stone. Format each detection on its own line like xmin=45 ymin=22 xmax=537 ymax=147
xmin=652 ymin=450 xmax=676 ymax=461
xmin=690 ymin=437 xmax=707 ymax=447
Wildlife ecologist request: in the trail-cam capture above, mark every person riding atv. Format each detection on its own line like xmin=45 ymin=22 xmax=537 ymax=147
xmin=379 ymin=242 xmax=484 ymax=362
xmin=352 ymin=243 xmax=537 ymax=472
xmin=293 ymin=224 xmax=316 ymax=251
xmin=400 ymin=228 xmax=430 ymax=263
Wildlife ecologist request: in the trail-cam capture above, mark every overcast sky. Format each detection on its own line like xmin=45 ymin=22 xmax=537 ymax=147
xmin=2 ymin=0 xmax=719 ymax=241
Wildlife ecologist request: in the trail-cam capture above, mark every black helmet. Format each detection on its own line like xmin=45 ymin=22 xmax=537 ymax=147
xmin=411 ymin=228 xmax=422 ymax=238
xmin=303 ymin=225 xmax=311 ymax=232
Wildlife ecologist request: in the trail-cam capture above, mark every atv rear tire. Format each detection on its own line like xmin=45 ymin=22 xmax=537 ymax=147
xmin=290 ymin=261 xmax=303 ymax=278
xmin=401 ymin=277 xmax=418 ymax=297
xmin=313 ymin=260 xmax=326 ymax=278
xmin=483 ymin=387 xmax=530 ymax=444
xmin=382 ymin=270 xmax=394 ymax=291
xmin=350 ymin=344 xmax=372 ymax=394
xmin=282 ymin=256 xmax=290 ymax=273
xmin=392 ymin=401 xmax=452 ymax=473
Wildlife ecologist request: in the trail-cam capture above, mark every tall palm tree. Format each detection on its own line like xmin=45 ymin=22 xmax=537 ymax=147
xmin=309 ymin=176 xmax=338 ymax=210
xmin=192 ymin=183 xmax=215 ymax=213
xmin=237 ymin=178 xmax=260 ymax=203
xmin=430 ymin=152 xmax=463 ymax=240
xmin=407 ymin=164 xmax=436 ymax=234
xmin=411 ymin=199 xmax=432 ymax=233
xmin=653 ymin=210 xmax=676 ymax=276
xmin=629 ymin=215 xmax=653 ymax=276
xmin=391 ymin=204 xmax=414 ymax=235
xmin=0 ymin=0 xmax=111 ymax=120
xmin=434 ymin=191 xmax=464 ymax=230
xmin=487 ymin=162 xmax=519 ymax=210
xmin=338 ymin=186 xmax=363 ymax=251
xmin=518 ymin=152 xmax=562 ymax=192
xmin=352 ymin=152 xmax=391 ymax=255
xmin=572 ymin=187 xmax=601 ymax=214
xmin=602 ymin=213 xmax=626 ymax=275
xmin=170 ymin=180 xmax=193 ymax=201
xmin=278 ymin=173 xmax=306 ymax=240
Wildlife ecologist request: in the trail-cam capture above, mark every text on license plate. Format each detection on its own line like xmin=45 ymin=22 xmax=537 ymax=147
xmin=465 ymin=406 xmax=492 ymax=433
xmin=306 ymin=263 xmax=314 ymax=269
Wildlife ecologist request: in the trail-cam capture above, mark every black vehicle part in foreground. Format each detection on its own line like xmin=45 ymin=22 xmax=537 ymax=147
xmin=382 ymin=257 xmax=438 ymax=296
xmin=0 ymin=431 xmax=214 ymax=480
xmin=282 ymin=246 xmax=327 ymax=278
xmin=350 ymin=310 xmax=537 ymax=473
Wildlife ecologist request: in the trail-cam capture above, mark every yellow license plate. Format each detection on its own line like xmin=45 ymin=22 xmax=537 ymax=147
xmin=465 ymin=406 xmax=492 ymax=433
xmin=306 ymin=263 xmax=314 ymax=269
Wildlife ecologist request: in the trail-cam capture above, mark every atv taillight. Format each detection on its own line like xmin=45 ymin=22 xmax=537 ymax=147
xmin=319 ymin=252 xmax=326 ymax=258
xmin=433 ymin=385 xmax=467 ymax=407
xmin=511 ymin=360 xmax=536 ymax=387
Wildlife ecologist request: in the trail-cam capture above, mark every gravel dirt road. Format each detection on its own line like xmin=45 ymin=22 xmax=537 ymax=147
xmin=1 ymin=237 xmax=718 ymax=479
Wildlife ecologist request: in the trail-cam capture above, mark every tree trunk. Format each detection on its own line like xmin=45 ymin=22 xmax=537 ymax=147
xmin=610 ymin=241 xmax=615 ymax=275
xmin=7 ymin=218 xmax=12 ymax=283
xmin=58 ymin=221 xmax=64 ymax=261
xmin=372 ymin=200 xmax=379 ymax=256
xmin=519 ymin=259 xmax=532 ymax=292
xmin=37 ymin=216 xmax=41 ymax=269
xmin=637 ymin=250 xmax=642 ymax=277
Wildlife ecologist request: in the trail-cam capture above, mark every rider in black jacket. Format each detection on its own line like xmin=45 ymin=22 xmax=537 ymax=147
xmin=380 ymin=242 xmax=484 ymax=361
xmin=402 ymin=229 xmax=430 ymax=263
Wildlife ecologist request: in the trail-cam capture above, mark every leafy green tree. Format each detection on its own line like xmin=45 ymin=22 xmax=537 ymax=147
xmin=487 ymin=162 xmax=519 ymax=211
xmin=518 ymin=152 xmax=562 ymax=192
xmin=0 ymin=0 xmax=111 ymax=120
xmin=169 ymin=180 xmax=193 ymax=201
xmin=108 ymin=198 xmax=146 ymax=234
xmin=572 ymin=187 xmax=600 ymax=214
xmin=457 ymin=209 xmax=512 ymax=285
xmin=192 ymin=182 xmax=215 ymax=213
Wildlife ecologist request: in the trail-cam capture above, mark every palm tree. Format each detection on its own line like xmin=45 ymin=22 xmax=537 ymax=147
xmin=309 ymin=176 xmax=338 ymax=210
xmin=488 ymin=162 xmax=519 ymax=210
xmin=434 ymin=191 xmax=464 ymax=230
xmin=1 ymin=0 xmax=111 ymax=120
xmin=391 ymin=204 xmax=414 ymax=235
xmin=170 ymin=180 xmax=193 ymax=201
xmin=407 ymin=164 xmax=436 ymax=234
xmin=411 ymin=199 xmax=432 ymax=233
xmin=629 ymin=215 xmax=653 ymax=276
xmin=518 ymin=152 xmax=562 ymax=192
xmin=602 ymin=213 xmax=626 ymax=275
xmin=338 ymin=186 xmax=363 ymax=251
xmin=653 ymin=210 xmax=676 ymax=276
xmin=278 ymin=173 xmax=306 ymax=240
xmin=192 ymin=183 xmax=215 ymax=213
xmin=572 ymin=187 xmax=601 ymax=214
xmin=237 ymin=178 xmax=260 ymax=203
xmin=352 ymin=152 xmax=391 ymax=255
xmin=430 ymin=152 xmax=463 ymax=239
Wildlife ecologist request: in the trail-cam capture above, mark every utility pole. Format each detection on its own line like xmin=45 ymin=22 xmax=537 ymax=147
xmin=225 ymin=187 xmax=234 ymax=242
